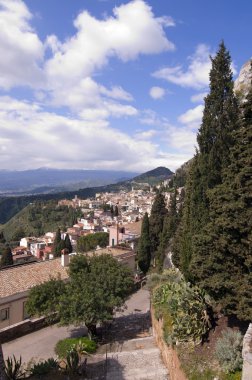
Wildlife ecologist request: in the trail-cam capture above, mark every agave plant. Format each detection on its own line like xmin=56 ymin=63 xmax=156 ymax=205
xmin=4 ymin=356 xmax=24 ymax=380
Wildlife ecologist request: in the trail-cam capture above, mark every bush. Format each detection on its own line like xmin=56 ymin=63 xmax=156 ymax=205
xmin=28 ymin=358 xmax=58 ymax=377
xmin=55 ymin=337 xmax=97 ymax=358
xmin=215 ymin=329 xmax=243 ymax=374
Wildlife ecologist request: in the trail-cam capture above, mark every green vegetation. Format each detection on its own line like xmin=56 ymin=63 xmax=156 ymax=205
xmin=76 ymin=232 xmax=109 ymax=253
xmin=152 ymin=270 xmax=212 ymax=345
xmin=215 ymin=329 xmax=243 ymax=374
xmin=26 ymin=254 xmax=133 ymax=335
xmin=171 ymin=43 xmax=252 ymax=320
xmin=55 ymin=337 xmax=96 ymax=358
xmin=4 ymin=355 xmax=24 ymax=380
xmin=149 ymin=192 xmax=167 ymax=257
xmin=132 ymin=166 xmax=174 ymax=185
xmin=137 ymin=212 xmax=151 ymax=274
xmin=27 ymin=358 xmax=59 ymax=377
xmin=2 ymin=201 xmax=81 ymax=242
xmin=0 ymin=246 xmax=13 ymax=268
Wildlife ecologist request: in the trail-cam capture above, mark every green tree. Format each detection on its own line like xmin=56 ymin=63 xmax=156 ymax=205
xmin=189 ymin=64 xmax=252 ymax=319
xmin=114 ymin=205 xmax=119 ymax=217
xmin=64 ymin=234 xmax=73 ymax=253
xmin=0 ymin=246 xmax=13 ymax=267
xmin=26 ymin=254 xmax=133 ymax=335
xmin=174 ymin=42 xmax=238 ymax=281
xmin=53 ymin=228 xmax=62 ymax=257
xmin=149 ymin=192 xmax=167 ymax=260
xmin=137 ymin=212 xmax=151 ymax=274
xmin=25 ymin=277 xmax=66 ymax=323
xmin=77 ymin=232 xmax=109 ymax=253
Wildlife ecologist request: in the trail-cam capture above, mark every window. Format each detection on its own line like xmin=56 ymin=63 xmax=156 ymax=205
xmin=0 ymin=308 xmax=9 ymax=321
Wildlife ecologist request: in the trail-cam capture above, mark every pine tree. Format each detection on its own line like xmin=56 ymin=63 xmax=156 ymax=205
xmin=149 ymin=192 xmax=167 ymax=260
xmin=64 ymin=233 xmax=73 ymax=253
xmin=137 ymin=212 xmax=151 ymax=274
xmin=0 ymin=246 xmax=13 ymax=267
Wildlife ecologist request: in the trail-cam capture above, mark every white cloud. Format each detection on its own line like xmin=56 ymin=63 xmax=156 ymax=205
xmin=149 ymin=86 xmax=166 ymax=99
xmin=178 ymin=105 xmax=204 ymax=129
xmin=190 ymin=92 xmax=208 ymax=103
xmin=0 ymin=0 xmax=44 ymax=89
xmin=134 ymin=129 xmax=157 ymax=139
xmin=153 ymin=44 xmax=212 ymax=90
xmin=0 ymin=96 xmax=188 ymax=172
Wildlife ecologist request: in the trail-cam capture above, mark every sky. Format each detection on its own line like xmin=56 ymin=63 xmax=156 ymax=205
xmin=0 ymin=0 xmax=251 ymax=173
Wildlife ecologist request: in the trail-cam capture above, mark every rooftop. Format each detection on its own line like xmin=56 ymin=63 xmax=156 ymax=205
xmin=0 ymin=259 xmax=68 ymax=299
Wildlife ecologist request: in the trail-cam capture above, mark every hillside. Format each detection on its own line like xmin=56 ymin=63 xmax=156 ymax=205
xmin=2 ymin=201 xmax=81 ymax=241
xmin=0 ymin=168 xmax=138 ymax=195
xmin=131 ymin=166 xmax=174 ymax=185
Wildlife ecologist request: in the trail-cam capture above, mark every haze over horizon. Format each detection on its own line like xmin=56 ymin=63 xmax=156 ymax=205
xmin=0 ymin=0 xmax=251 ymax=172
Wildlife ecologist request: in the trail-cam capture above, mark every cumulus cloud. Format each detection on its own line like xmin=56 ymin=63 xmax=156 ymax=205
xmin=0 ymin=0 xmax=44 ymax=89
xmin=190 ymin=92 xmax=208 ymax=103
xmin=149 ymin=86 xmax=166 ymax=99
xmin=0 ymin=97 xmax=187 ymax=172
xmin=178 ymin=104 xmax=204 ymax=129
xmin=153 ymin=44 xmax=212 ymax=90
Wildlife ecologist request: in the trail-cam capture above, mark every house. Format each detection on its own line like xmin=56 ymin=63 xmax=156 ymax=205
xmin=0 ymin=258 xmax=69 ymax=331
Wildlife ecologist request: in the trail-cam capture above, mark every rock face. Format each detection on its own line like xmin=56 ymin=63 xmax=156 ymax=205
xmin=234 ymin=59 xmax=252 ymax=99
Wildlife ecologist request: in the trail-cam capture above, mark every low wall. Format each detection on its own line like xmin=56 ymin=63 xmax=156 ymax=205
xmin=151 ymin=307 xmax=187 ymax=380
xmin=0 ymin=317 xmax=47 ymax=343
xmin=242 ymin=323 xmax=252 ymax=380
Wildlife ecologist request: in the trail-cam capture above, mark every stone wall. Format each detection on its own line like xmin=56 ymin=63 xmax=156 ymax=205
xmin=151 ymin=307 xmax=187 ymax=380
xmin=242 ymin=323 xmax=252 ymax=380
xmin=0 ymin=317 xmax=47 ymax=343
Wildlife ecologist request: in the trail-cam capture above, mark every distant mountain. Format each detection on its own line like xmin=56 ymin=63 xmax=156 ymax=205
xmin=0 ymin=168 xmax=138 ymax=195
xmin=131 ymin=166 xmax=174 ymax=185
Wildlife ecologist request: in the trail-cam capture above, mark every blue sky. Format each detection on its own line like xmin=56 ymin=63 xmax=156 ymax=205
xmin=0 ymin=0 xmax=251 ymax=172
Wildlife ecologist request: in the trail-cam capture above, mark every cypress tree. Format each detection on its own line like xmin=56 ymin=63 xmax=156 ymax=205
xmin=190 ymin=65 xmax=252 ymax=319
xmin=149 ymin=192 xmax=167 ymax=259
xmin=53 ymin=228 xmax=62 ymax=257
xmin=64 ymin=233 xmax=73 ymax=253
xmin=0 ymin=246 xmax=13 ymax=267
xmin=174 ymin=42 xmax=238 ymax=280
xmin=137 ymin=212 xmax=151 ymax=274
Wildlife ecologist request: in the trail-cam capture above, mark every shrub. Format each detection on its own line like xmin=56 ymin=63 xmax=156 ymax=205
xmin=215 ymin=329 xmax=243 ymax=374
xmin=4 ymin=355 xmax=24 ymax=380
xmin=28 ymin=358 xmax=59 ymax=377
xmin=55 ymin=337 xmax=97 ymax=358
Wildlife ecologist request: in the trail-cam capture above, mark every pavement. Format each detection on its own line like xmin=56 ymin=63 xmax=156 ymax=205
xmin=2 ymin=288 xmax=150 ymax=364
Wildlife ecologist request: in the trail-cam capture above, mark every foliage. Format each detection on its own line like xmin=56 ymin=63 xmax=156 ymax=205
xmin=64 ymin=233 xmax=72 ymax=253
xmin=215 ymin=329 xmax=243 ymax=374
xmin=27 ymin=254 xmax=133 ymax=335
xmin=0 ymin=246 xmax=13 ymax=268
xmin=58 ymin=254 xmax=133 ymax=332
xmin=64 ymin=348 xmax=80 ymax=375
xmin=25 ymin=276 xmax=66 ymax=323
xmin=149 ymin=192 xmax=167 ymax=258
xmin=3 ymin=201 xmax=81 ymax=242
xmin=137 ymin=212 xmax=151 ymax=274
xmin=4 ymin=356 xmax=24 ymax=380
xmin=152 ymin=275 xmax=212 ymax=345
xmin=55 ymin=337 xmax=97 ymax=358
xmin=147 ymin=269 xmax=182 ymax=291
xmin=77 ymin=232 xmax=109 ymax=253
xmin=28 ymin=358 xmax=58 ymax=377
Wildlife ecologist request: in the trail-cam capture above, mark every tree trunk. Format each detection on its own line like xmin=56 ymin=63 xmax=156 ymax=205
xmin=86 ymin=323 xmax=97 ymax=337
xmin=0 ymin=343 xmax=6 ymax=380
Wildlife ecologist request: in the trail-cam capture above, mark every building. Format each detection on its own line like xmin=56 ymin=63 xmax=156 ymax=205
xmin=0 ymin=258 xmax=68 ymax=330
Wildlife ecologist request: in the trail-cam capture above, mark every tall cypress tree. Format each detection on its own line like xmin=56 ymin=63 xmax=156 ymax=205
xmin=53 ymin=228 xmax=62 ymax=257
xmin=174 ymin=42 xmax=238 ymax=280
xmin=137 ymin=212 xmax=151 ymax=274
xmin=149 ymin=192 xmax=167 ymax=259
xmin=0 ymin=246 xmax=13 ymax=267
xmin=64 ymin=233 xmax=73 ymax=253
xmin=190 ymin=64 xmax=252 ymax=319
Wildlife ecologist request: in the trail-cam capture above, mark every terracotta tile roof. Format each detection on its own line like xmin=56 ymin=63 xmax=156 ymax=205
xmin=0 ymin=259 xmax=69 ymax=299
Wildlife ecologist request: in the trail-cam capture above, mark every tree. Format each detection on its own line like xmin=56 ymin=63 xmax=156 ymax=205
xmin=149 ymin=192 xmax=167 ymax=259
xmin=189 ymin=64 xmax=252 ymax=319
xmin=64 ymin=234 xmax=73 ymax=253
xmin=26 ymin=254 xmax=134 ymax=335
xmin=114 ymin=205 xmax=119 ymax=217
xmin=137 ymin=213 xmax=151 ymax=274
xmin=53 ymin=228 xmax=62 ymax=257
xmin=77 ymin=232 xmax=109 ymax=253
xmin=174 ymin=42 xmax=238 ymax=280
xmin=0 ymin=247 xmax=13 ymax=268
xmin=25 ymin=277 xmax=66 ymax=323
